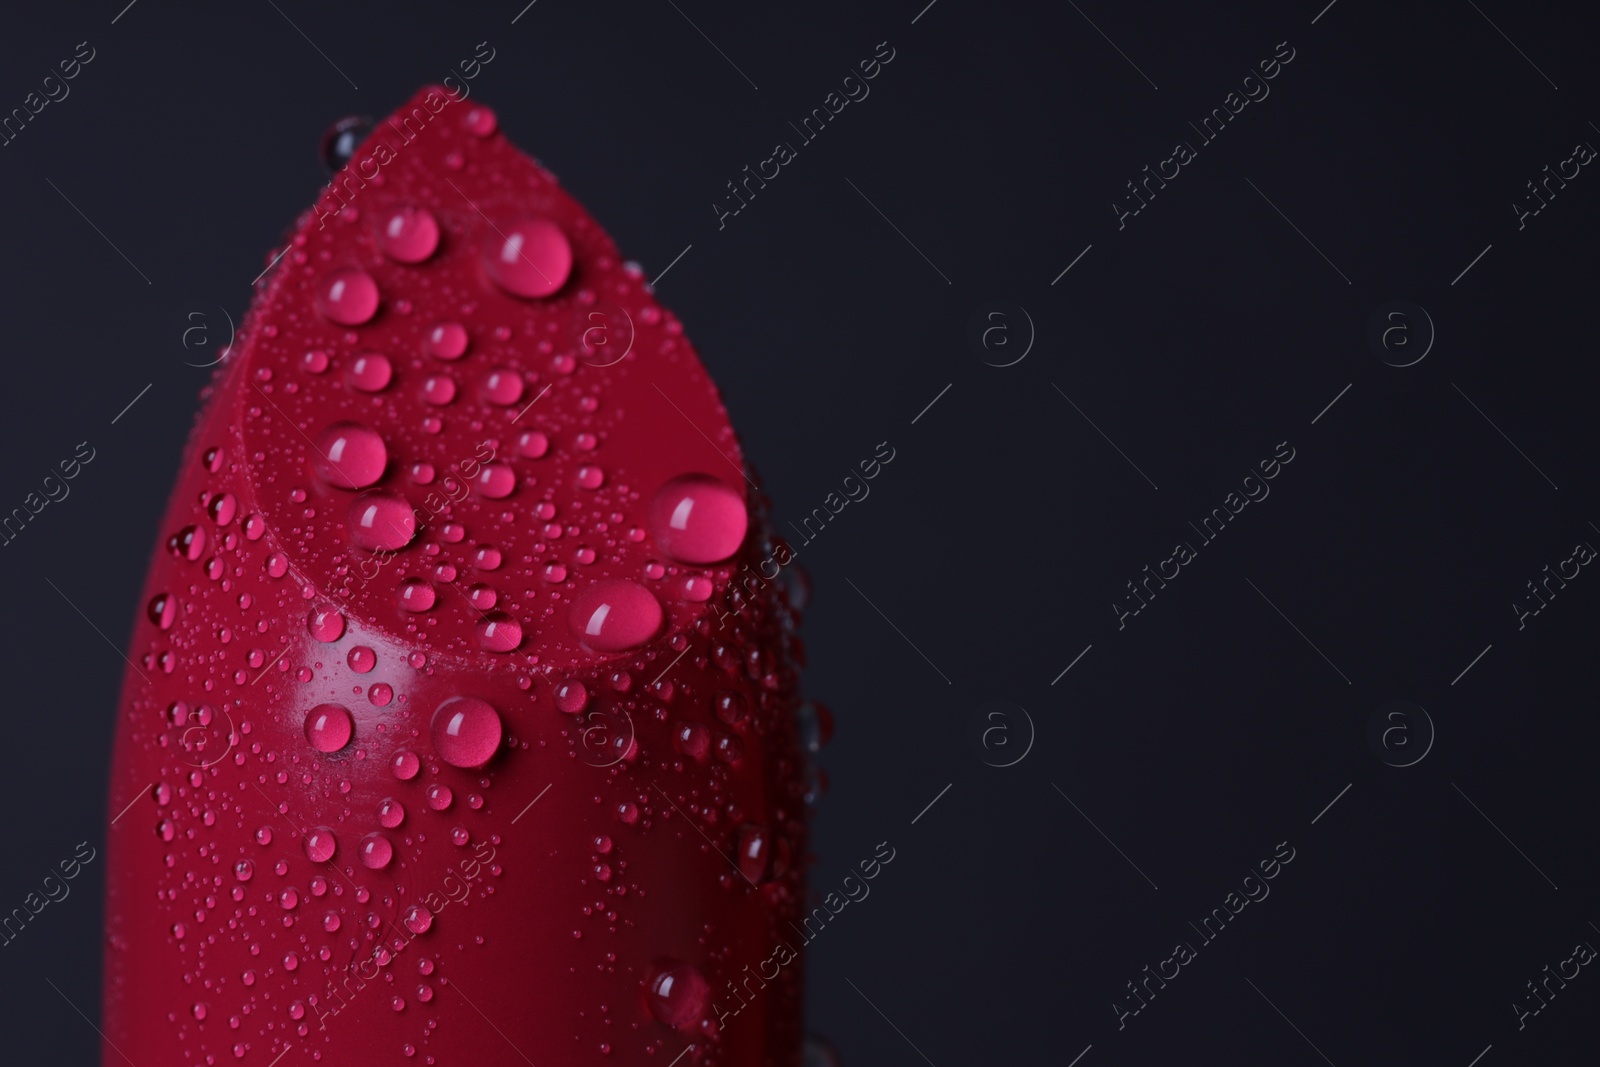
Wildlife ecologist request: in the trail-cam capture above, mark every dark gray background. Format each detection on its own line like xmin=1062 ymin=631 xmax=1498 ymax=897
xmin=2 ymin=1 xmax=1598 ymax=1063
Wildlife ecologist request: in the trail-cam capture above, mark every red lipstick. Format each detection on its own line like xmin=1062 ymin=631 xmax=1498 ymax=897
xmin=102 ymin=86 xmax=809 ymax=1067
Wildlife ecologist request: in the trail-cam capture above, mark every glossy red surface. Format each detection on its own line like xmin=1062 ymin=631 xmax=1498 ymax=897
xmin=103 ymin=86 xmax=808 ymax=1067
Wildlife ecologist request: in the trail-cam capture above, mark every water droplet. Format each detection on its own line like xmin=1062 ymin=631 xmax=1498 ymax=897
xmin=234 ymin=859 xmax=254 ymax=882
xmin=348 ymin=491 xmax=417 ymax=550
xmin=347 ymin=646 xmax=377 ymax=673
xmin=147 ymin=593 xmax=177 ymax=630
xmin=646 ymin=961 xmax=709 ymax=1028
xmin=304 ymin=827 xmax=337 ymax=863
xmin=716 ymin=734 xmax=744 ymax=765
xmin=474 ymin=463 xmax=516 ymax=499
xmin=425 ymin=322 xmax=468 ymax=360
xmin=347 ymin=352 xmax=393 ymax=392
xmin=304 ymin=704 xmax=354 ymax=752
xmin=313 ymin=422 xmax=388 ymax=489
xmin=476 ymin=613 xmax=523 ymax=653
xmin=554 ymin=680 xmax=588 ymax=714
xmin=360 ymin=833 xmax=394 ymax=869
xmin=390 ymin=750 xmax=420 ymax=780
xmin=170 ymin=524 xmax=207 ymax=561
xmin=568 ymin=580 xmax=663 ymax=652
xmin=207 ymin=493 xmax=238 ymax=525
xmin=575 ymin=465 xmax=605 ymax=490
xmin=649 ymin=474 xmax=747 ymax=564
xmin=425 ymin=783 xmax=453 ymax=811
xmin=677 ymin=575 xmax=713 ymax=602
xmin=320 ymin=115 xmax=373 ymax=170
xmin=378 ymin=205 xmax=440 ymax=263
xmin=515 ymin=431 xmax=549 ymax=458
xmin=378 ymin=798 xmax=405 ymax=828
xmin=736 ymin=825 xmax=774 ymax=882
xmin=714 ymin=691 xmax=748 ymax=726
xmin=302 ymin=349 xmax=330 ymax=374
xmin=482 ymin=218 xmax=572 ymax=298
xmin=676 ymin=724 xmax=710 ymax=762
xmin=316 ymin=268 xmax=380 ymax=326
xmin=482 ymin=368 xmax=524 ymax=406
xmin=420 ymin=374 xmax=457 ymax=405
xmin=398 ymin=577 xmax=436 ymax=611
xmin=463 ymin=106 xmax=498 ymax=137
xmin=403 ymin=903 xmax=434 ymax=935
xmin=307 ymin=605 xmax=346 ymax=642
xmin=430 ymin=697 xmax=504 ymax=768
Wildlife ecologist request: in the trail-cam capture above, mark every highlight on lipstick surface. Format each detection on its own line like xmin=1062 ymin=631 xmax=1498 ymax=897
xmin=102 ymin=86 xmax=819 ymax=1066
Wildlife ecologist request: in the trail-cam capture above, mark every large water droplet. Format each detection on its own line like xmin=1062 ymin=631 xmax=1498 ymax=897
xmin=390 ymin=750 xmax=421 ymax=780
xmin=316 ymin=268 xmax=380 ymax=326
xmin=377 ymin=205 xmax=440 ymax=263
xmin=553 ymin=680 xmax=588 ymax=714
xmin=169 ymin=524 xmax=207 ymax=561
xmin=649 ymin=474 xmax=748 ymax=564
xmin=482 ymin=218 xmax=572 ymax=298
xmin=476 ymin=613 xmax=523 ymax=653
xmin=304 ymin=827 xmax=338 ymax=863
xmin=304 ymin=704 xmax=354 ymax=752
xmin=426 ymin=322 xmax=468 ymax=360
xmin=515 ymin=431 xmax=549 ymax=458
xmin=645 ymin=961 xmax=709 ymax=1028
xmin=313 ymin=422 xmax=388 ymax=489
xmin=359 ymin=832 xmax=394 ymax=869
xmin=207 ymin=493 xmax=237 ymax=525
xmin=148 ymin=593 xmax=177 ymax=630
xmin=568 ymin=580 xmax=663 ymax=652
xmin=482 ymin=368 xmax=524 ymax=406
xmin=473 ymin=463 xmax=517 ymax=499
xmin=307 ymin=605 xmax=346 ymax=642
xmin=347 ymin=352 xmax=394 ymax=392
xmin=348 ymin=491 xmax=417 ymax=551
xmin=377 ymin=798 xmax=406 ymax=828
xmin=398 ymin=577 xmax=436 ymax=611
xmin=403 ymin=903 xmax=434 ymax=935
xmin=420 ymin=374 xmax=457 ymax=405
xmin=429 ymin=696 xmax=504 ymax=768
